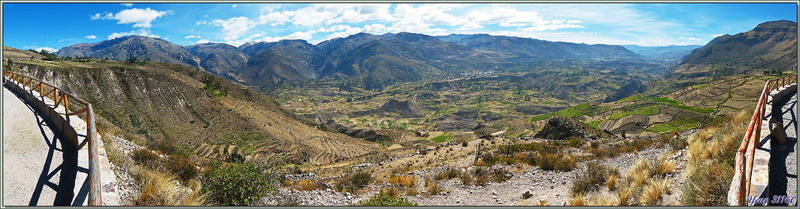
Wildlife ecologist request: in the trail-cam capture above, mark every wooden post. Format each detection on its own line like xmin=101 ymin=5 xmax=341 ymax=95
xmin=53 ymin=89 xmax=59 ymax=107
xmin=63 ymin=93 xmax=69 ymax=114
xmin=86 ymin=104 xmax=102 ymax=206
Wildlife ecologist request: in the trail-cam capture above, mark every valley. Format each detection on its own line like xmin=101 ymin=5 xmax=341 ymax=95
xmin=3 ymin=19 xmax=796 ymax=206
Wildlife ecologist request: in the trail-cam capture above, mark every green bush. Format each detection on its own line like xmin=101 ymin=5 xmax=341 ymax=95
xmin=356 ymin=195 xmax=417 ymax=206
xmin=336 ymin=171 xmax=373 ymax=193
xmin=204 ymin=162 xmax=279 ymax=206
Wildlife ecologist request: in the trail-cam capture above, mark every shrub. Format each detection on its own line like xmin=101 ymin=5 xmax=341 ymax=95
xmin=356 ymin=195 xmax=417 ymax=206
xmin=458 ymin=172 xmax=473 ymax=185
xmin=296 ymin=179 xmax=320 ymax=191
xmin=389 ymin=175 xmax=417 ymax=188
xmin=134 ymin=166 xmax=206 ymax=206
xmin=336 ymin=171 xmax=373 ymax=193
xmin=538 ymin=153 xmax=577 ymax=171
xmin=406 ymin=187 xmax=419 ymax=196
xmin=571 ymin=161 xmax=619 ymax=195
xmin=379 ymin=187 xmax=401 ymax=197
xmin=163 ymin=156 xmax=199 ymax=182
xmin=131 ymin=148 xmax=160 ymax=168
xmin=204 ymin=162 xmax=279 ymax=206
xmin=425 ymin=178 xmax=443 ymax=195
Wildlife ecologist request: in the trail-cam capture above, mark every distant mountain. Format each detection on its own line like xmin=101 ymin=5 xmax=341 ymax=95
xmin=623 ymin=45 xmax=701 ymax=60
xmin=57 ymin=36 xmax=201 ymax=68
xmin=185 ymin=43 xmax=247 ymax=76
xmin=437 ymin=34 xmax=643 ymax=61
xmin=56 ymin=32 xmax=648 ymax=91
xmin=675 ymin=20 xmax=797 ymax=74
xmin=651 ymin=20 xmax=798 ymax=93
xmin=238 ymin=40 xmax=318 ymax=86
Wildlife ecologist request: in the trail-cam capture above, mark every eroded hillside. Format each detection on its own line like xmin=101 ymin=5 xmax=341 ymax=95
xmin=5 ymin=56 xmax=378 ymax=165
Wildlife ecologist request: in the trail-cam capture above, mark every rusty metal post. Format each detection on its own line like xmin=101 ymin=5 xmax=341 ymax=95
xmin=86 ymin=104 xmax=102 ymax=206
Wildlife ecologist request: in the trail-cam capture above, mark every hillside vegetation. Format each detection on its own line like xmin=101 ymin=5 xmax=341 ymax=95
xmin=5 ymin=56 xmax=378 ymax=166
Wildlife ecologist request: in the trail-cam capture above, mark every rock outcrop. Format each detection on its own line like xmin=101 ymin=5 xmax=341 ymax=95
xmin=534 ymin=116 xmax=614 ymax=140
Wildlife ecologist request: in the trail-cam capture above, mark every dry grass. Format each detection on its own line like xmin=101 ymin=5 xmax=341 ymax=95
xmin=424 ymin=178 xmax=444 ymax=195
xmin=133 ymin=166 xmax=206 ymax=206
xmin=536 ymin=200 xmax=548 ymax=206
xmin=654 ymin=154 xmax=676 ymax=177
xmin=379 ymin=187 xmax=401 ymax=197
xmin=618 ymin=187 xmax=632 ymax=206
xmin=590 ymin=194 xmax=619 ymax=206
xmin=639 ymin=178 xmax=668 ymax=206
xmin=568 ymin=194 xmax=587 ymax=206
xmin=682 ymin=109 xmax=749 ymax=206
xmin=571 ymin=161 xmax=619 ymax=194
xmin=606 ymin=174 xmax=618 ymax=190
xmin=389 ymin=175 xmax=417 ymax=188
xmin=296 ymin=179 xmax=321 ymax=191
xmin=626 ymin=168 xmax=649 ymax=189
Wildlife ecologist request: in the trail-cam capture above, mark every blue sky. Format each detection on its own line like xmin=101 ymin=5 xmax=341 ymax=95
xmin=2 ymin=3 xmax=796 ymax=52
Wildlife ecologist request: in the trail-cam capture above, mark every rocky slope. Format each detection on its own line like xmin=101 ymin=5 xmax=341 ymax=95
xmin=666 ymin=20 xmax=797 ymax=88
xmin=534 ymin=115 xmax=614 ymax=140
xmin=57 ymin=36 xmax=201 ymax=69
xmin=6 ymin=55 xmax=378 ymax=165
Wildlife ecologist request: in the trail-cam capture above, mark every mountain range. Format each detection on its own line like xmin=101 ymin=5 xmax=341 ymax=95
xmin=665 ymin=20 xmax=797 ymax=87
xmin=57 ymin=32 xmax=645 ymax=91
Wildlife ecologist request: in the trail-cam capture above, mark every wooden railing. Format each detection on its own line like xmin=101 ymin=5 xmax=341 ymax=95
xmin=733 ymin=73 xmax=797 ymax=205
xmin=2 ymin=71 xmax=102 ymax=206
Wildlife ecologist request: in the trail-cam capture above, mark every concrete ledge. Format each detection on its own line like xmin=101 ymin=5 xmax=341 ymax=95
xmin=728 ymin=82 xmax=797 ymax=206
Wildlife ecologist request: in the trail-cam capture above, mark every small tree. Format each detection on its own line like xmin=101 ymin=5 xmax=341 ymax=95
xmin=128 ymin=55 xmax=138 ymax=64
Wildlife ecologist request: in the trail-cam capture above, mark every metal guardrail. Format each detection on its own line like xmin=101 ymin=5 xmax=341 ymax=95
xmin=733 ymin=73 xmax=797 ymax=205
xmin=2 ymin=71 xmax=102 ymax=206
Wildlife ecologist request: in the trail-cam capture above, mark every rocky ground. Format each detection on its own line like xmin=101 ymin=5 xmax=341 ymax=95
xmin=108 ymin=136 xmax=143 ymax=205
xmin=272 ymin=143 xmax=689 ymax=206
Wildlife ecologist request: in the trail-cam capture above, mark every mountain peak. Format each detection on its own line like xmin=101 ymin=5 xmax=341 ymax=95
xmin=755 ymin=20 xmax=797 ymax=29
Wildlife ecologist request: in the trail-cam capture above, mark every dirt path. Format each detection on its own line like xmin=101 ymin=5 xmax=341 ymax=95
xmin=3 ymin=86 xmax=67 ymax=205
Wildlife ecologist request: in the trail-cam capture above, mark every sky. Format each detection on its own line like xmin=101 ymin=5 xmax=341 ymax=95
xmin=2 ymin=3 xmax=797 ymax=52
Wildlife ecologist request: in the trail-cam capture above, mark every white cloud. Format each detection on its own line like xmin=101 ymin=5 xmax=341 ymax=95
xmin=85 ymin=35 xmax=97 ymax=39
xmin=108 ymin=29 xmax=159 ymax=39
xmin=212 ymin=16 xmax=256 ymax=41
xmin=196 ymin=39 xmax=211 ymax=44
xmin=325 ymin=24 xmax=387 ymax=39
xmin=257 ymin=10 xmax=294 ymax=26
xmin=232 ymin=4 xmax=238 ymax=8
xmin=259 ymin=29 xmax=319 ymax=42
xmin=92 ymin=8 xmax=173 ymax=28
xmin=122 ymin=3 xmax=133 ymax=7
xmin=711 ymin=34 xmax=724 ymax=37
xmin=387 ymin=4 xmax=463 ymax=33
xmin=328 ymin=4 xmax=395 ymax=24
xmin=31 ymin=47 xmax=57 ymax=53
xmin=184 ymin=35 xmax=199 ymax=39
xmin=291 ymin=5 xmax=349 ymax=26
